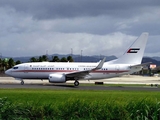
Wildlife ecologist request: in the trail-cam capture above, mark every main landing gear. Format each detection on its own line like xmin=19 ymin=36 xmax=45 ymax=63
xmin=74 ymin=80 xmax=79 ymax=86
xmin=21 ymin=80 xmax=24 ymax=85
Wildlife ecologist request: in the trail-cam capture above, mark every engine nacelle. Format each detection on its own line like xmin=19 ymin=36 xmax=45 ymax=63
xmin=48 ymin=74 xmax=66 ymax=83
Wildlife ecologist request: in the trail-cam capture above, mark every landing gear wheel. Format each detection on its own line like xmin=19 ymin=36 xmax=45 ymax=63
xmin=74 ymin=81 xmax=79 ymax=86
xmin=21 ymin=80 xmax=24 ymax=85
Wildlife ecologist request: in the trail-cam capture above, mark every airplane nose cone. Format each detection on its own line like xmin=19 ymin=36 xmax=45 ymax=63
xmin=5 ymin=69 xmax=11 ymax=76
xmin=5 ymin=70 xmax=8 ymax=75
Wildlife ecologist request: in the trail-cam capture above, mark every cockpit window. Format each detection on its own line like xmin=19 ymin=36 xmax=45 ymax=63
xmin=13 ymin=67 xmax=19 ymax=69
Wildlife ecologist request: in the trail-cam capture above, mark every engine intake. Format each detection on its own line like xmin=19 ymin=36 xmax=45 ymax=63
xmin=48 ymin=74 xmax=66 ymax=83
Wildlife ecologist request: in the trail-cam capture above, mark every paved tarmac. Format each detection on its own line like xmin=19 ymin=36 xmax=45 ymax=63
xmin=0 ymin=84 xmax=160 ymax=91
xmin=0 ymin=75 xmax=160 ymax=91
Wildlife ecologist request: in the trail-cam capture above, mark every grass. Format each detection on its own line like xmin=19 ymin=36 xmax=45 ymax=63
xmin=0 ymin=89 xmax=160 ymax=104
xmin=1 ymin=89 xmax=160 ymax=119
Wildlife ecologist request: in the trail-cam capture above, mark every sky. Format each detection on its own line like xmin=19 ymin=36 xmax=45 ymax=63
xmin=0 ymin=0 xmax=160 ymax=58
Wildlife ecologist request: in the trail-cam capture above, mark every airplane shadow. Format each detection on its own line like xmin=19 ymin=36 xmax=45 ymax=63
xmin=42 ymin=83 xmax=77 ymax=88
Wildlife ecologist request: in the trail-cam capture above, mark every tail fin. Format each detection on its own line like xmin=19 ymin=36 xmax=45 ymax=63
xmin=110 ymin=32 xmax=149 ymax=64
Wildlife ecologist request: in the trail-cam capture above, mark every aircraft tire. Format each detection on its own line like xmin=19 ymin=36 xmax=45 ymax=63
xmin=21 ymin=80 xmax=24 ymax=85
xmin=74 ymin=81 xmax=79 ymax=86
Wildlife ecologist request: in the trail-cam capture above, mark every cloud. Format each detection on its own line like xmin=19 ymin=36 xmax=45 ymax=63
xmin=0 ymin=0 xmax=159 ymax=19
xmin=0 ymin=0 xmax=159 ymax=57
xmin=145 ymin=34 xmax=160 ymax=56
xmin=0 ymin=29 xmax=136 ymax=57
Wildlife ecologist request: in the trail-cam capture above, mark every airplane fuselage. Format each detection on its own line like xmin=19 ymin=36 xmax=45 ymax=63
xmin=6 ymin=61 xmax=142 ymax=80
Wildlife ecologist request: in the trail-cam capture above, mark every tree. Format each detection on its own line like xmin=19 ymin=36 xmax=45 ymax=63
xmin=8 ymin=58 xmax=15 ymax=68
xmin=0 ymin=58 xmax=2 ymax=68
xmin=51 ymin=56 xmax=60 ymax=62
xmin=42 ymin=55 xmax=48 ymax=61
xmin=2 ymin=58 xmax=8 ymax=70
xmin=67 ymin=56 xmax=74 ymax=62
xmin=30 ymin=57 xmax=38 ymax=62
xmin=0 ymin=59 xmax=8 ymax=71
xmin=60 ymin=57 xmax=67 ymax=62
xmin=15 ymin=60 xmax=21 ymax=65
xmin=38 ymin=56 xmax=43 ymax=62
xmin=0 ymin=59 xmax=2 ymax=72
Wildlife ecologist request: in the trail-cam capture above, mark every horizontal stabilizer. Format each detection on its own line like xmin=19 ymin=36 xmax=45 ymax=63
xmin=130 ymin=62 xmax=152 ymax=68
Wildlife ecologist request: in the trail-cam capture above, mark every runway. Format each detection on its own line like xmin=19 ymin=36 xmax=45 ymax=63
xmin=0 ymin=84 xmax=160 ymax=91
xmin=0 ymin=75 xmax=160 ymax=91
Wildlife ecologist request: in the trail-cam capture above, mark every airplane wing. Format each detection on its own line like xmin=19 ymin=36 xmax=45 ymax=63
xmin=65 ymin=57 xmax=106 ymax=78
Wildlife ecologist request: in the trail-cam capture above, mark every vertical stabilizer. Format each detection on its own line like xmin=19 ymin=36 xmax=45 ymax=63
xmin=110 ymin=32 xmax=149 ymax=64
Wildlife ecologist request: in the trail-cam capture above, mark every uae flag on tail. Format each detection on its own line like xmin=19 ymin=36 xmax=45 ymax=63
xmin=127 ymin=48 xmax=140 ymax=53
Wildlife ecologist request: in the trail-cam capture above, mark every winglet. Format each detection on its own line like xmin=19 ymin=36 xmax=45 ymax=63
xmin=93 ymin=57 xmax=106 ymax=70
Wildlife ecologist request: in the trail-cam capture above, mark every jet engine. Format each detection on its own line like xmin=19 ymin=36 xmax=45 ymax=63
xmin=48 ymin=74 xmax=66 ymax=83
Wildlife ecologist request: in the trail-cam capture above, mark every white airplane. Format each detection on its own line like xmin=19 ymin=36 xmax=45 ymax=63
xmin=5 ymin=32 xmax=149 ymax=86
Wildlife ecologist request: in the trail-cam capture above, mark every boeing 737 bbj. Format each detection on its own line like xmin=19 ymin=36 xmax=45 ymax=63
xmin=5 ymin=33 xmax=149 ymax=86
